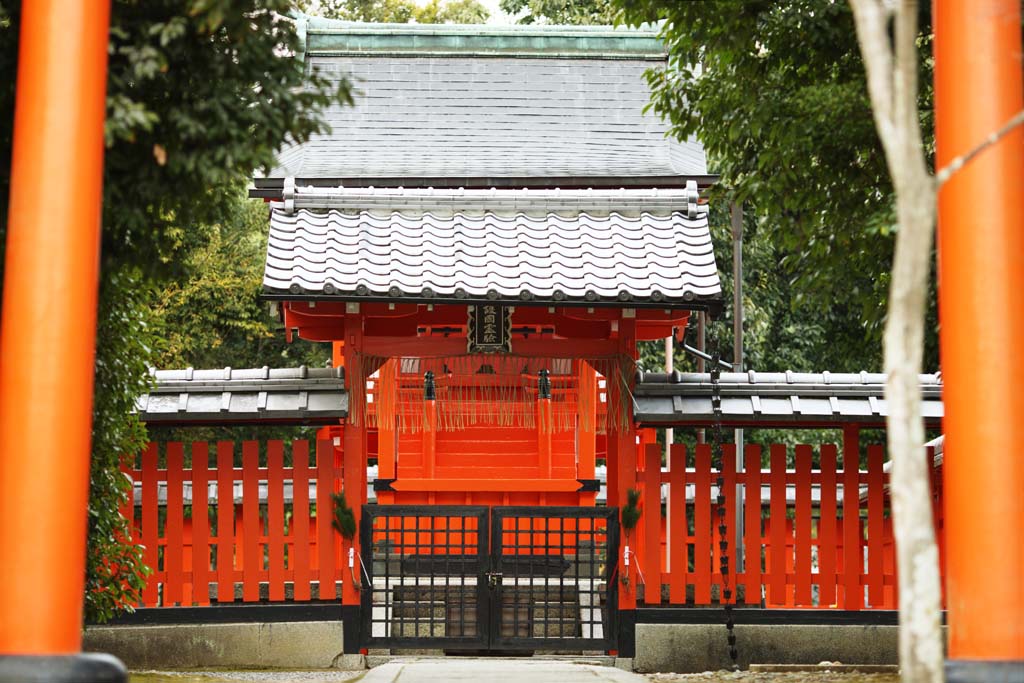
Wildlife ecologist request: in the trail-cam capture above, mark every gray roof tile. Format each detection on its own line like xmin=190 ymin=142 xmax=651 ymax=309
xmin=633 ymin=371 xmax=943 ymax=427
xmin=137 ymin=366 xmax=348 ymax=426
xmin=262 ymin=198 xmax=722 ymax=309
xmin=263 ymin=34 xmax=705 ymax=182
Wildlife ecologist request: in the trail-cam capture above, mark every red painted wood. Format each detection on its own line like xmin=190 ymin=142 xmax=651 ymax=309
xmin=268 ymin=440 xmax=286 ymax=602
xmin=140 ymin=443 xmax=159 ymax=607
xmin=191 ymin=442 xmax=210 ymax=606
xmin=720 ymin=444 xmax=736 ymax=604
xmin=292 ymin=441 xmax=312 ymax=602
xmin=667 ymin=444 xmax=687 ymax=605
xmin=694 ymin=443 xmax=712 ymax=605
xmin=538 ymin=399 xmax=553 ymax=478
xmin=165 ymin=443 xmax=185 ymax=606
xmin=316 ymin=439 xmax=336 ymax=601
xmin=242 ymin=441 xmax=260 ymax=602
xmin=216 ymin=441 xmax=235 ymax=603
xmin=794 ymin=445 xmax=813 ymax=605
xmin=842 ymin=427 xmax=863 ymax=609
xmin=768 ymin=444 xmax=787 ymax=605
xmin=743 ymin=445 xmax=762 ymax=607
xmin=867 ymin=444 xmax=885 ymax=606
xmin=642 ymin=443 xmax=661 ymax=604
xmin=818 ymin=444 xmax=839 ymax=607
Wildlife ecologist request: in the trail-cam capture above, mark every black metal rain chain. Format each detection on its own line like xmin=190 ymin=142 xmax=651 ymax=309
xmin=708 ymin=327 xmax=739 ymax=668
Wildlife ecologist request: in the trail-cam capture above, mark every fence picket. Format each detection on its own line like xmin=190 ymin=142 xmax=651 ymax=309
xmin=191 ymin=442 xmax=210 ymax=606
xmin=742 ymin=445 xmax=761 ymax=606
xmin=694 ymin=444 xmax=712 ymax=604
xmin=867 ymin=444 xmax=885 ymax=607
xmin=316 ymin=439 xmax=336 ymax=600
xmin=842 ymin=429 xmax=863 ymax=609
xmin=140 ymin=443 xmax=159 ymax=607
xmin=794 ymin=445 xmax=813 ymax=605
xmin=242 ymin=441 xmax=260 ymax=602
xmin=642 ymin=443 xmax=662 ymax=605
xmin=165 ymin=443 xmax=185 ymax=606
xmin=667 ymin=444 xmax=687 ymax=605
xmin=768 ymin=444 xmax=787 ymax=605
xmin=216 ymin=441 xmax=235 ymax=603
xmin=721 ymin=444 xmax=736 ymax=604
xmin=268 ymin=440 xmax=286 ymax=602
xmin=292 ymin=440 xmax=312 ymax=601
xmin=818 ymin=444 xmax=838 ymax=607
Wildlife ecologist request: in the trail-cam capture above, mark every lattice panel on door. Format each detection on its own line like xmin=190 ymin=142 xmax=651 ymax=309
xmin=361 ymin=505 xmax=489 ymax=649
xmin=491 ymin=506 xmax=618 ymax=650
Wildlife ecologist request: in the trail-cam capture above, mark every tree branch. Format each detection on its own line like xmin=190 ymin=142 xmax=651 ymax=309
xmin=935 ymin=108 xmax=1024 ymax=186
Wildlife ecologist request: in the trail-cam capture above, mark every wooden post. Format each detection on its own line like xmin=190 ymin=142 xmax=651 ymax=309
xmin=341 ymin=315 xmax=367 ymax=607
xmin=0 ymin=2 xmax=118 ymax=675
xmin=935 ymin=0 xmax=1024 ymax=673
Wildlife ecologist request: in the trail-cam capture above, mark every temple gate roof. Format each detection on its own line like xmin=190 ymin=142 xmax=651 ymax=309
xmin=253 ymin=20 xmax=711 ymax=194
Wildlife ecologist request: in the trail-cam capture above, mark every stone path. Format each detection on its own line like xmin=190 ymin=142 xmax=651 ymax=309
xmin=361 ymin=658 xmax=646 ymax=683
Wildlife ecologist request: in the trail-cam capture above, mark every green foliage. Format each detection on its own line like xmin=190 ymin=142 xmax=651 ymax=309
xmin=620 ymin=488 xmax=641 ymax=533
xmin=331 ymin=491 xmax=357 ymax=540
xmin=618 ymin=0 xmax=939 ymax=365
xmin=151 ymin=187 xmax=329 ymax=371
xmin=299 ymin=0 xmax=490 ymax=24
xmin=501 ymin=0 xmax=616 ymax=25
xmin=0 ymin=0 xmax=346 ymax=623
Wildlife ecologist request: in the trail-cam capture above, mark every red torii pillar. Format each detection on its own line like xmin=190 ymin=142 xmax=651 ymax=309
xmin=934 ymin=0 xmax=1024 ymax=680
xmin=0 ymin=1 xmax=125 ymax=681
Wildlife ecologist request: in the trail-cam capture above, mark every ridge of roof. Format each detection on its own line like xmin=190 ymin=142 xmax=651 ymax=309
xmin=297 ymin=16 xmax=666 ymax=58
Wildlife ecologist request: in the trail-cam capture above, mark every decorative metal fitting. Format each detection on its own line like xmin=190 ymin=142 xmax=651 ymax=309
xmin=538 ymin=369 xmax=552 ymax=399
xmin=424 ymin=371 xmax=436 ymax=400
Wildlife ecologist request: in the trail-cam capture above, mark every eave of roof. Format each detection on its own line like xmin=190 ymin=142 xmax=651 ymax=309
xmin=137 ymin=366 xmax=348 ymax=427
xmin=633 ymin=371 xmax=944 ymax=428
xmin=299 ymin=18 xmax=667 ymax=59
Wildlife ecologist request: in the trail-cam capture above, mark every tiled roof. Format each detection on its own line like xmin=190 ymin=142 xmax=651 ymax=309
xmin=137 ymin=366 xmax=348 ymax=426
xmin=633 ymin=371 xmax=944 ymax=427
xmin=257 ymin=22 xmax=706 ymax=187
xmin=262 ymin=188 xmax=722 ymax=310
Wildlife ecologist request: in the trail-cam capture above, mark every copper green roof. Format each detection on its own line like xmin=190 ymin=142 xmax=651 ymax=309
xmin=297 ymin=18 xmax=667 ymax=59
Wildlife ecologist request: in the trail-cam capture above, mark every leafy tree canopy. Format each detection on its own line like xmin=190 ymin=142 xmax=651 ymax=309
xmin=617 ymin=0 xmax=939 ymax=367
xmin=0 ymin=0 xmax=347 ymax=621
xmin=298 ymin=0 xmax=490 ymax=24
xmin=499 ymin=0 xmax=615 ymax=25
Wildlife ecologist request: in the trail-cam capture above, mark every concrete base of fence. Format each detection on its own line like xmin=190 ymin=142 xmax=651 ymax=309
xmin=633 ymin=623 xmax=907 ymax=673
xmin=83 ymin=621 xmax=362 ymax=671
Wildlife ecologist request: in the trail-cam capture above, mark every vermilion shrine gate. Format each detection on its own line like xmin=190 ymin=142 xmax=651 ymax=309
xmin=123 ymin=21 xmax=951 ymax=658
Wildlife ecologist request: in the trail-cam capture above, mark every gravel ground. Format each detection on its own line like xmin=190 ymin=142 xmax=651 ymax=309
xmin=644 ymin=673 xmax=900 ymax=683
xmin=130 ymin=671 xmax=365 ymax=683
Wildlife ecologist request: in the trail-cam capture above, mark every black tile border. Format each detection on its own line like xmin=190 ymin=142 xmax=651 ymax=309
xmin=636 ymin=608 xmax=911 ymax=626
xmin=91 ymin=603 xmax=344 ymax=626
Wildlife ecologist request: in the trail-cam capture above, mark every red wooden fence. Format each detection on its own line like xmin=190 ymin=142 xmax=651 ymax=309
xmin=121 ymin=439 xmax=343 ymax=607
xmin=123 ymin=439 xmax=942 ymax=610
xmin=640 ymin=442 xmax=945 ymax=609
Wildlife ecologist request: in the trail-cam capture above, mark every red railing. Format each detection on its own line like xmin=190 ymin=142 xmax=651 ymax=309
xmin=638 ymin=442 xmax=945 ymax=609
xmin=121 ymin=439 xmax=343 ymax=607
xmin=123 ymin=439 xmax=943 ymax=610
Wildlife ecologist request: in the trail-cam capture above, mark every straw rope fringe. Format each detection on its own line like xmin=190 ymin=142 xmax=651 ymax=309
xmin=351 ymin=353 xmax=635 ymax=434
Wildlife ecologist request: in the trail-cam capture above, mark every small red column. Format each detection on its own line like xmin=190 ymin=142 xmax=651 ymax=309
xmin=934 ymin=0 xmax=1024 ymax=677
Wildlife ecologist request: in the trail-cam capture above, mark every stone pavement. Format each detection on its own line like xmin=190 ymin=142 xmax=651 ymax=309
xmin=360 ymin=658 xmax=646 ymax=683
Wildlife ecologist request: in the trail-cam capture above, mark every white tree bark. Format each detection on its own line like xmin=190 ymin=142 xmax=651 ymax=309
xmin=847 ymin=2 xmax=944 ymax=682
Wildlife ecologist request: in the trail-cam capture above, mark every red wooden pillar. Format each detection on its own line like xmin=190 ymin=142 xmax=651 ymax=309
xmin=341 ymin=314 xmax=367 ymax=607
xmin=935 ymin=0 xmax=1024 ymax=675
xmin=0 ymin=1 xmax=126 ymax=679
xmin=576 ymin=361 xmax=598 ymax=506
xmin=607 ymin=316 xmax=638 ymax=637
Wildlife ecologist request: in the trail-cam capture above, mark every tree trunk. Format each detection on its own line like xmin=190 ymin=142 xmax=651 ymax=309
xmin=848 ymin=1 xmax=945 ymax=681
